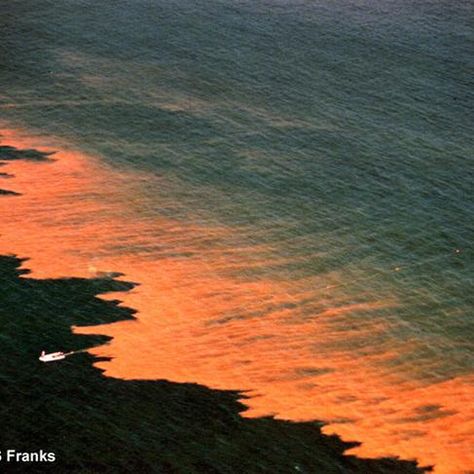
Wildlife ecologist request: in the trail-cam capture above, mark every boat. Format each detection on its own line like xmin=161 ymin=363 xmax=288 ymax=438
xmin=39 ymin=350 xmax=66 ymax=363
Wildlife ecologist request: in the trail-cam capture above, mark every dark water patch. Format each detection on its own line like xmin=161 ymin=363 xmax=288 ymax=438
xmin=294 ymin=367 xmax=334 ymax=378
xmin=0 ymin=145 xmax=54 ymax=162
xmin=0 ymin=143 xmax=55 ymax=195
xmin=0 ymin=188 xmax=20 ymax=196
xmin=0 ymin=254 xmax=429 ymax=473
xmin=395 ymin=405 xmax=457 ymax=424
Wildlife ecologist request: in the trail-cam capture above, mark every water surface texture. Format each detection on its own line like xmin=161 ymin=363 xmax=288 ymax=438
xmin=1 ymin=1 xmax=473 ymax=472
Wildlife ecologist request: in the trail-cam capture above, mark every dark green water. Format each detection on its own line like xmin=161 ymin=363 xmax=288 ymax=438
xmin=1 ymin=0 xmax=473 ymax=470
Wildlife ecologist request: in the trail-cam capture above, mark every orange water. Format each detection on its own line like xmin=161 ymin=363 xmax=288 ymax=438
xmin=1 ymin=127 xmax=473 ymax=473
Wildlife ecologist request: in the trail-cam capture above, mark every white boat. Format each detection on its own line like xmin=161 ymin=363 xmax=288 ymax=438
xmin=39 ymin=351 xmax=66 ymax=363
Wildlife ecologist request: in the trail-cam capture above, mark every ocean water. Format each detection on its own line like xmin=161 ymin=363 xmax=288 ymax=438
xmin=1 ymin=0 xmax=473 ymax=472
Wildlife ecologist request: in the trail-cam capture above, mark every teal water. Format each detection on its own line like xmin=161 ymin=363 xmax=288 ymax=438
xmin=1 ymin=0 xmax=473 ymax=470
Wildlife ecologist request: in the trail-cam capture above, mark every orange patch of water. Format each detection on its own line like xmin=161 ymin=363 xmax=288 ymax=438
xmin=1 ymin=127 xmax=473 ymax=473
